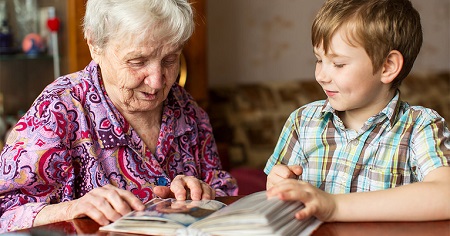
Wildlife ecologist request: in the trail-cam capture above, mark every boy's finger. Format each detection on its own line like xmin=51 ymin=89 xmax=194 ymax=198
xmin=288 ymin=165 xmax=303 ymax=176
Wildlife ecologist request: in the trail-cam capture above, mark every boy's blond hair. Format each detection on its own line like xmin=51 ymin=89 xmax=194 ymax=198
xmin=312 ymin=0 xmax=422 ymax=89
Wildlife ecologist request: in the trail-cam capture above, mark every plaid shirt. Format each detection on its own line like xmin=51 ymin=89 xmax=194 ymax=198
xmin=264 ymin=92 xmax=450 ymax=193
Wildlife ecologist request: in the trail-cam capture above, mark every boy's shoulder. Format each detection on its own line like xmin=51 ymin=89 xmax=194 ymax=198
xmin=288 ymin=99 xmax=447 ymax=128
xmin=399 ymin=101 xmax=447 ymax=125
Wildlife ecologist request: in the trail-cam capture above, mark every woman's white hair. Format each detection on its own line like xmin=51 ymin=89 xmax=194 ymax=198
xmin=83 ymin=0 xmax=194 ymax=50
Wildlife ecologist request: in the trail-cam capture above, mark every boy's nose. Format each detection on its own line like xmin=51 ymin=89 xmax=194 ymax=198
xmin=315 ymin=66 xmax=329 ymax=84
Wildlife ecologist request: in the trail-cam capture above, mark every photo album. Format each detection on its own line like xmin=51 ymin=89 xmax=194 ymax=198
xmin=100 ymin=191 xmax=322 ymax=236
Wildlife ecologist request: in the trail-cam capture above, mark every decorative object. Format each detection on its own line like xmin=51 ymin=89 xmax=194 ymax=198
xmin=21 ymin=32 xmax=44 ymax=55
xmin=46 ymin=6 xmax=60 ymax=78
xmin=0 ymin=0 xmax=13 ymax=54
xmin=13 ymin=0 xmax=38 ymax=47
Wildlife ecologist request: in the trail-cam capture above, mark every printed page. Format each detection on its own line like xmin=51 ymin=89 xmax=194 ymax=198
xmin=100 ymin=197 xmax=226 ymax=235
xmin=190 ymin=191 xmax=322 ymax=235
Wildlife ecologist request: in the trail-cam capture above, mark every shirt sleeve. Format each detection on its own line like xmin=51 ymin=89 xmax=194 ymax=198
xmin=0 ymin=202 xmax=47 ymax=232
xmin=264 ymin=110 xmax=303 ymax=175
xmin=0 ymin=95 xmax=72 ymax=232
xmin=410 ymin=112 xmax=450 ymax=180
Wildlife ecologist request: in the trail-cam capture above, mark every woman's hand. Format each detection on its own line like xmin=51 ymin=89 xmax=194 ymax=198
xmin=266 ymin=164 xmax=303 ymax=189
xmin=153 ymin=175 xmax=215 ymax=200
xmin=34 ymin=184 xmax=145 ymax=227
xmin=267 ymin=178 xmax=336 ymax=221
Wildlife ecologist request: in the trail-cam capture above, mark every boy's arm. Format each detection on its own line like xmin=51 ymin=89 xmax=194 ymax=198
xmin=267 ymin=166 xmax=450 ymax=222
xmin=333 ymin=166 xmax=450 ymax=221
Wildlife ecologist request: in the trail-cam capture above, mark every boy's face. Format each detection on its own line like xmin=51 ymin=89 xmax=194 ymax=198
xmin=313 ymin=29 xmax=391 ymax=117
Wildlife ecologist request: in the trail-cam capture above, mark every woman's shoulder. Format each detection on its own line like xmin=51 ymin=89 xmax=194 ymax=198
xmin=169 ymin=84 xmax=202 ymax=110
xmin=43 ymin=63 xmax=99 ymax=96
xmin=29 ymin=63 xmax=103 ymax=117
xmin=166 ymin=84 xmax=210 ymax=125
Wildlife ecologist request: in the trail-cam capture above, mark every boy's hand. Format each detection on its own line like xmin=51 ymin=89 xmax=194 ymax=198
xmin=266 ymin=164 xmax=303 ymax=189
xmin=266 ymin=179 xmax=336 ymax=222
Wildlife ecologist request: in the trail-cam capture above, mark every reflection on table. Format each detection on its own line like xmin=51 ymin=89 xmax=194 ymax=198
xmin=14 ymin=195 xmax=450 ymax=236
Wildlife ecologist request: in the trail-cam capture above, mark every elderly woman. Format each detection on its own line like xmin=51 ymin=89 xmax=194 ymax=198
xmin=0 ymin=0 xmax=237 ymax=232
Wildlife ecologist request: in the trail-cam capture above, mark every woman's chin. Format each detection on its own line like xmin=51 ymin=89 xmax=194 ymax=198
xmin=126 ymin=102 xmax=160 ymax=113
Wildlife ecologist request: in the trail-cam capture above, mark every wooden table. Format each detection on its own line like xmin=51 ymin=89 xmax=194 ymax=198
xmin=15 ymin=196 xmax=450 ymax=236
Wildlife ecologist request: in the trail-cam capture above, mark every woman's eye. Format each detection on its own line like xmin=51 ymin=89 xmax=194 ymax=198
xmin=315 ymin=59 xmax=322 ymax=64
xmin=163 ymin=59 xmax=177 ymax=66
xmin=163 ymin=56 xmax=178 ymax=67
xmin=128 ymin=60 xmax=145 ymax=67
xmin=334 ymin=63 xmax=345 ymax=68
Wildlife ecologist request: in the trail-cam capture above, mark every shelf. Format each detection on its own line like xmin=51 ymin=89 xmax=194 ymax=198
xmin=0 ymin=53 xmax=53 ymax=61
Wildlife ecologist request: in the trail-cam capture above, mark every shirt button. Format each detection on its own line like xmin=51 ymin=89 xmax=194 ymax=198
xmin=157 ymin=177 xmax=168 ymax=186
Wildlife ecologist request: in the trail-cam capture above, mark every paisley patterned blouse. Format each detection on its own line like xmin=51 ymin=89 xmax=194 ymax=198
xmin=0 ymin=61 xmax=238 ymax=232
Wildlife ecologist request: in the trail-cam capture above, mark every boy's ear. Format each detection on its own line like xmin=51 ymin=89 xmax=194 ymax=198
xmin=380 ymin=50 xmax=403 ymax=84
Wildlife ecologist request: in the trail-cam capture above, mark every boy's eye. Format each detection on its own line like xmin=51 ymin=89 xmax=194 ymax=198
xmin=334 ymin=63 xmax=345 ymax=68
xmin=315 ymin=60 xmax=322 ymax=64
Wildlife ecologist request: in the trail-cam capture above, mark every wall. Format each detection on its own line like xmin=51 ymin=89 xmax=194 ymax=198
xmin=208 ymin=0 xmax=450 ymax=86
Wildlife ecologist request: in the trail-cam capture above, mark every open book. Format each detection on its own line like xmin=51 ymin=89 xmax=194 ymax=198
xmin=100 ymin=191 xmax=322 ymax=236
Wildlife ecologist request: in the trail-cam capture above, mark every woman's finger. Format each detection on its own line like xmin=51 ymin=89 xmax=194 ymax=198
xmin=184 ymin=176 xmax=204 ymax=200
xmin=200 ymin=180 xmax=215 ymax=200
xmin=104 ymin=184 xmax=144 ymax=211
xmin=170 ymin=175 xmax=189 ymax=200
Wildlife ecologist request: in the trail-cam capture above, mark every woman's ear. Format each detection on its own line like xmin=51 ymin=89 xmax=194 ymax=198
xmin=86 ymin=33 xmax=101 ymax=62
xmin=380 ymin=50 xmax=403 ymax=84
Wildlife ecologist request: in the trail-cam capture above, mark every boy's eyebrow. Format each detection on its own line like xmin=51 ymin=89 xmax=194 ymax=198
xmin=313 ymin=48 xmax=348 ymax=59
xmin=327 ymin=53 xmax=342 ymax=58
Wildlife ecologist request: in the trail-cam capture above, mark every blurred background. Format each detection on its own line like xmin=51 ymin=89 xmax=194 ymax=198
xmin=208 ymin=0 xmax=449 ymax=86
xmin=206 ymin=0 xmax=449 ymax=169
xmin=0 ymin=0 xmax=448 ymax=194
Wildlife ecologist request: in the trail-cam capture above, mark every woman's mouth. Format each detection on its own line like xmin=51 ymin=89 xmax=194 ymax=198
xmin=141 ymin=91 xmax=157 ymax=100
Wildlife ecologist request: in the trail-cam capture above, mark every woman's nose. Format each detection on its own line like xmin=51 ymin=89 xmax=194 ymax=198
xmin=144 ymin=63 xmax=165 ymax=88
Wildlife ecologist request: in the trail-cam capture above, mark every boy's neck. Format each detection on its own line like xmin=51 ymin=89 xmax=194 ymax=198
xmin=337 ymin=90 xmax=397 ymax=131
xmin=338 ymin=110 xmax=370 ymax=131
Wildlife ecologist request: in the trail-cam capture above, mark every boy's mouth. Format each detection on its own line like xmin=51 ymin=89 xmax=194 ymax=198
xmin=324 ymin=90 xmax=338 ymax=97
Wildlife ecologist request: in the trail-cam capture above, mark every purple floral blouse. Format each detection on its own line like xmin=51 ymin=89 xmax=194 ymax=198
xmin=0 ymin=61 xmax=238 ymax=232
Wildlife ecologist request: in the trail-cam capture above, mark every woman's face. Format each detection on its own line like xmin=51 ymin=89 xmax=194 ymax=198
xmin=91 ymin=37 xmax=182 ymax=114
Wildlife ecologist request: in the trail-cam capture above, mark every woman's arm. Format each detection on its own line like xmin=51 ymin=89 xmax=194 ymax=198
xmin=34 ymin=184 xmax=144 ymax=227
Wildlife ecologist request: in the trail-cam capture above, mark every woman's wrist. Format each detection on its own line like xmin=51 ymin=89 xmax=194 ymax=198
xmin=33 ymin=201 xmax=72 ymax=227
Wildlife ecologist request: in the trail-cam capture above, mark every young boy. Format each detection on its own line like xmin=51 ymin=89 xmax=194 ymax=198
xmin=264 ymin=0 xmax=449 ymax=222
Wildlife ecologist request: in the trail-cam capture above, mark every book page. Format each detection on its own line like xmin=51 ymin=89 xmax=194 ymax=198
xmin=100 ymin=197 xmax=226 ymax=235
xmin=123 ymin=198 xmax=226 ymax=226
xmin=189 ymin=191 xmax=322 ymax=236
xmin=101 ymin=192 xmax=322 ymax=236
